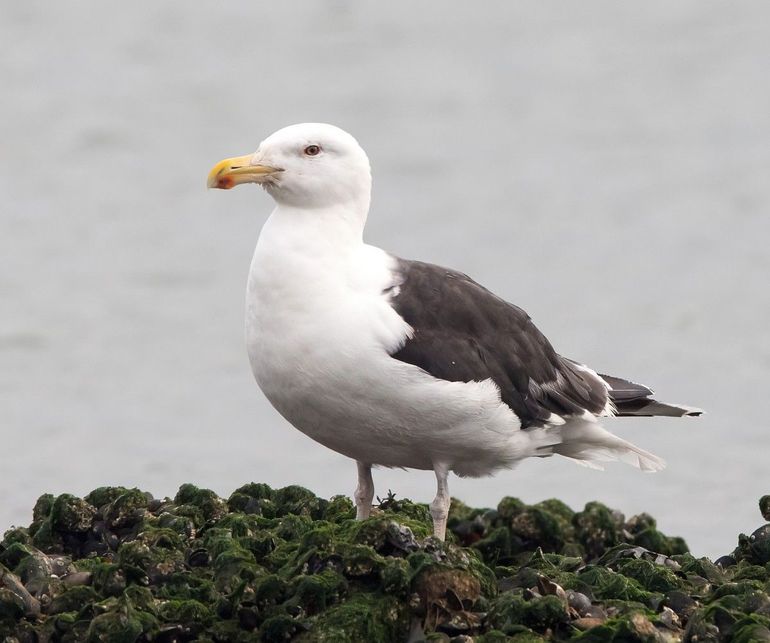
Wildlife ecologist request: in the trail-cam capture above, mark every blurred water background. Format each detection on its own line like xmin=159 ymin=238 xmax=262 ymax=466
xmin=2 ymin=1 xmax=769 ymax=558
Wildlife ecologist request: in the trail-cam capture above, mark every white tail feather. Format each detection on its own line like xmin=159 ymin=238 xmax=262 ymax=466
xmin=543 ymin=418 xmax=666 ymax=472
xmin=561 ymin=457 xmax=606 ymax=471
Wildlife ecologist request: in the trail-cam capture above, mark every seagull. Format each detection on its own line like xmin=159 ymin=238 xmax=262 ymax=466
xmin=207 ymin=123 xmax=701 ymax=541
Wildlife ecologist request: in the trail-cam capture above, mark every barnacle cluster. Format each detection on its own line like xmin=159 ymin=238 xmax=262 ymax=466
xmin=1 ymin=484 xmax=769 ymax=642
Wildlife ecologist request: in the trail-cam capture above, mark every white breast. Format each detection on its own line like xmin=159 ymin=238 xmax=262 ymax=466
xmin=244 ymin=208 xmax=528 ymax=475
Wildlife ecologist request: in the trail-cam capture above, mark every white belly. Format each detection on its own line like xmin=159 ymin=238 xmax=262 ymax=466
xmin=244 ymin=219 xmax=525 ymax=476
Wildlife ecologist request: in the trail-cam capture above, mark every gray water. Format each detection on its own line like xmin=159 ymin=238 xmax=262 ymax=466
xmin=2 ymin=1 xmax=769 ymax=559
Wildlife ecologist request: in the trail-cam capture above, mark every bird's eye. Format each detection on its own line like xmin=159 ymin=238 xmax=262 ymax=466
xmin=304 ymin=144 xmax=321 ymax=156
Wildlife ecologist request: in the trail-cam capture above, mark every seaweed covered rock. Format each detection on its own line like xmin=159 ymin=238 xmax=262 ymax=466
xmin=0 ymin=485 xmax=767 ymax=641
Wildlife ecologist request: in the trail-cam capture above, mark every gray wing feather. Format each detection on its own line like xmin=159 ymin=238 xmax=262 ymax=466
xmin=388 ymin=259 xmax=609 ymax=428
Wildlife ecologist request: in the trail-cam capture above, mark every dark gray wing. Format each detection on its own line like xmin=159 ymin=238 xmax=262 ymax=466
xmin=388 ymin=259 xmax=609 ymax=428
xmin=598 ymin=374 xmax=702 ymax=417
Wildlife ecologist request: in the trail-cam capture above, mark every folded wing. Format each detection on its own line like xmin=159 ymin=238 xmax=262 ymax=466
xmin=387 ymin=259 xmax=611 ymax=428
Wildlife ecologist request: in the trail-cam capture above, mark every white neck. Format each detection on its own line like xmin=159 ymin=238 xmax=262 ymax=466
xmin=246 ymin=201 xmax=379 ymax=342
xmin=259 ymin=203 xmax=367 ymax=260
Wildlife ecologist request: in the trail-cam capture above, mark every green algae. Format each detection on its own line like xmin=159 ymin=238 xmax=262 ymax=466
xmin=615 ymin=558 xmax=680 ymax=593
xmin=50 ymin=494 xmax=97 ymax=534
xmin=2 ymin=485 xmax=770 ymax=641
xmin=296 ymin=592 xmax=408 ymax=642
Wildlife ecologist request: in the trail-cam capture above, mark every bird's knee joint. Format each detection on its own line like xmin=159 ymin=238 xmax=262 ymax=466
xmin=354 ymin=483 xmax=372 ymax=506
xmin=430 ymin=494 xmax=450 ymax=518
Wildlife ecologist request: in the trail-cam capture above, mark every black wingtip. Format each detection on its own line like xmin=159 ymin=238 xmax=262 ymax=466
xmin=614 ymin=400 xmax=704 ymax=418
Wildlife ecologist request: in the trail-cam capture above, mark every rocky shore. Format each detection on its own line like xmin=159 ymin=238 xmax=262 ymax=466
xmin=1 ymin=483 xmax=769 ymax=642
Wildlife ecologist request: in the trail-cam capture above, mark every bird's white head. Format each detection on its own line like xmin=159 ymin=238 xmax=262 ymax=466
xmin=208 ymin=123 xmax=372 ymax=213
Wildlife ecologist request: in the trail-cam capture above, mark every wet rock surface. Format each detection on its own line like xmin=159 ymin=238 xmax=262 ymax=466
xmin=0 ymin=486 xmax=768 ymax=642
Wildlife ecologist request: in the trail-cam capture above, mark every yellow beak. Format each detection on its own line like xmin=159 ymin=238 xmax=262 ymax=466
xmin=207 ymin=154 xmax=282 ymax=189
